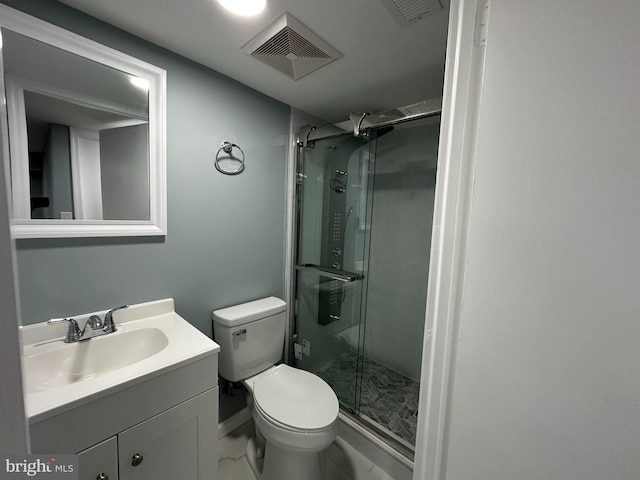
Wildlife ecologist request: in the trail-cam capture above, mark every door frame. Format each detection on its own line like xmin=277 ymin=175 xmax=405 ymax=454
xmin=412 ymin=0 xmax=489 ymax=479
xmin=0 ymin=23 xmax=30 ymax=453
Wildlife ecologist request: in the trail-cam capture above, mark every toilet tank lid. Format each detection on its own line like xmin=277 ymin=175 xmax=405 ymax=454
xmin=212 ymin=296 xmax=286 ymax=327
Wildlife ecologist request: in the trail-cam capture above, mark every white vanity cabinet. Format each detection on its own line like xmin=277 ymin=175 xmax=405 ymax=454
xmin=78 ymin=437 xmax=119 ymax=480
xmin=78 ymin=389 xmax=218 ymax=480
xmin=118 ymin=388 xmax=217 ymax=480
xmin=24 ymin=299 xmax=220 ymax=480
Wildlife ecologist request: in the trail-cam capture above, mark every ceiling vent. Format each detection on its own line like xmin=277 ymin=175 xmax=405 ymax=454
xmin=379 ymin=0 xmax=444 ymax=26
xmin=241 ymin=13 xmax=341 ymax=81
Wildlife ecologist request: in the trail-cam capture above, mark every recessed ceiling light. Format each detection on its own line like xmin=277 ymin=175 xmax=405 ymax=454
xmin=217 ymin=0 xmax=266 ymax=17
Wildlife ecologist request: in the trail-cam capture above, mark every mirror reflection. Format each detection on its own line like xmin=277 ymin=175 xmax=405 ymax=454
xmin=24 ymin=90 xmax=150 ymax=220
xmin=3 ymin=28 xmax=153 ymax=222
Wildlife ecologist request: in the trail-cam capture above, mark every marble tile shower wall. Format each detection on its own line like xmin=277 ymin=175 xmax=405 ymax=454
xmin=363 ymin=124 xmax=438 ymax=381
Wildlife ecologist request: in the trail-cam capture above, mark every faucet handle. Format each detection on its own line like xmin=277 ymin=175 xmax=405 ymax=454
xmin=48 ymin=317 xmax=81 ymax=343
xmin=103 ymin=305 xmax=128 ymax=333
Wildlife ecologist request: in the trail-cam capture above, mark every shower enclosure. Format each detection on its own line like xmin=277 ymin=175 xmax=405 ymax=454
xmin=291 ymin=101 xmax=440 ymax=456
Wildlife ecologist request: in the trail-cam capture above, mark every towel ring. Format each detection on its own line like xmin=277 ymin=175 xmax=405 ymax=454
xmin=215 ymin=141 xmax=245 ymax=175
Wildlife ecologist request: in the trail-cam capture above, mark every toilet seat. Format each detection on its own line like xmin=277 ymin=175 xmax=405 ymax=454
xmin=252 ymin=364 xmax=339 ymax=432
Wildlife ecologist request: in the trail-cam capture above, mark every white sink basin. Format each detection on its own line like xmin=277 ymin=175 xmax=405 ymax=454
xmin=21 ymin=299 xmax=219 ymax=421
xmin=24 ymin=327 xmax=169 ymax=393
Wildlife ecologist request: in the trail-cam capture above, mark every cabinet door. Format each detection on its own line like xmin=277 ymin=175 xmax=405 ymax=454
xmin=118 ymin=388 xmax=218 ymax=480
xmin=78 ymin=436 xmax=119 ymax=480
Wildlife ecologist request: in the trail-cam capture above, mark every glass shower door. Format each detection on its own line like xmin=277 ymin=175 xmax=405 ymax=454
xmin=293 ymin=132 xmax=372 ymax=414
xmin=355 ymin=117 xmax=439 ymax=452
xmin=293 ymin=116 xmax=440 ymax=456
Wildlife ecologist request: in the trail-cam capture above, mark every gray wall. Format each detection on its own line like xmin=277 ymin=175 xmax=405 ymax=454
xmin=100 ymin=124 xmax=149 ymax=220
xmin=6 ymin=0 xmax=290 ymax=347
xmin=41 ymin=123 xmax=73 ymax=219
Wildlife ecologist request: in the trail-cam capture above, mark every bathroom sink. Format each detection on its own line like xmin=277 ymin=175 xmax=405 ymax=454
xmin=21 ymin=298 xmax=220 ymax=422
xmin=23 ymin=327 xmax=169 ymax=393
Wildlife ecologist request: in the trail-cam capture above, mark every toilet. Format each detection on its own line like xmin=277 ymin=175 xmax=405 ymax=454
xmin=212 ymin=296 xmax=339 ymax=480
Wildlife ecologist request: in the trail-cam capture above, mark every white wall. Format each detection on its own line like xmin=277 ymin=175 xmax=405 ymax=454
xmin=441 ymin=0 xmax=640 ymax=478
xmin=70 ymin=127 xmax=103 ymax=220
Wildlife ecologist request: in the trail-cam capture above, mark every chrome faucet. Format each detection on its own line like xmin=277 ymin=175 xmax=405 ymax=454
xmin=47 ymin=318 xmax=82 ymax=343
xmin=103 ymin=305 xmax=128 ymax=334
xmin=48 ymin=305 xmax=129 ymax=343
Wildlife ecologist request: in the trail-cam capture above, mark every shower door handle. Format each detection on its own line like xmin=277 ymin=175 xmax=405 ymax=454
xmin=295 ymin=264 xmax=364 ymax=282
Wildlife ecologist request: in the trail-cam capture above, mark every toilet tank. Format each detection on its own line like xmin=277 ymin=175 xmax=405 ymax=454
xmin=212 ymin=297 xmax=287 ymax=382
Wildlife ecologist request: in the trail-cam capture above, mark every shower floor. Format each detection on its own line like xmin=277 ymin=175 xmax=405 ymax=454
xmin=314 ymin=351 xmax=420 ymax=448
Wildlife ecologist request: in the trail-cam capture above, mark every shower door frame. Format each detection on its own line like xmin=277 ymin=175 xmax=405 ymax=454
xmin=291 ymin=128 xmax=375 ymax=425
xmin=288 ymin=100 xmax=442 ymax=461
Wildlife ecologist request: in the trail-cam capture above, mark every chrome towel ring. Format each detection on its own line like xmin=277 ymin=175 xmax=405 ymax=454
xmin=215 ymin=141 xmax=245 ymax=175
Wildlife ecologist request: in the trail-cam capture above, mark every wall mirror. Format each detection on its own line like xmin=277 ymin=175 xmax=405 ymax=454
xmin=0 ymin=5 xmax=166 ymax=238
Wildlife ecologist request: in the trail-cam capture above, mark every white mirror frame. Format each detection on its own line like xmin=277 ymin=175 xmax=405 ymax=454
xmin=0 ymin=5 xmax=167 ymax=238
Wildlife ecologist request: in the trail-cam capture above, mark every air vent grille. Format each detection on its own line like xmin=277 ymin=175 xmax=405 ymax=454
xmin=253 ymin=27 xmax=330 ymax=59
xmin=380 ymin=0 xmax=443 ymax=26
xmin=242 ymin=13 xmax=341 ymax=80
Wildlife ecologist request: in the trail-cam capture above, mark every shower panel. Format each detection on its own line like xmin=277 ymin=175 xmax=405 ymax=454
xmin=292 ymin=104 xmax=440 ymax=458
xmin=318 ymin=169 xmax=352 ymax=326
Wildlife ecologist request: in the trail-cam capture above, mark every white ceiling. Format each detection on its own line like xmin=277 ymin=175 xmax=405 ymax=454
xmin=58 ymin=0 xmax=450 ymax=123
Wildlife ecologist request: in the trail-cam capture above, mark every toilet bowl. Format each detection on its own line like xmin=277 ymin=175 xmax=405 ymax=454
xmin=245 ymin=364 xmax=338 ymax=480
xmin=213 ymin=297 xmax=339 ymax=480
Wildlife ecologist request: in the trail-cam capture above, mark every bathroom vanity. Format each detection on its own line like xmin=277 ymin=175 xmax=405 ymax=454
xmin=21 ymin=299 xmax=220 ymax=480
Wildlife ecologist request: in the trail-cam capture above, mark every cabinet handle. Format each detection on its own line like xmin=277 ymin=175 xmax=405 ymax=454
xmin=96 ymin=474 xmax=109 ymax=480
xmin=131 ymin=453 xmax=144 ymax=467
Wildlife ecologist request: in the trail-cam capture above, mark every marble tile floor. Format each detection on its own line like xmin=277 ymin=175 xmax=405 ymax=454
xmin=218 ymin=419 xmax=396 ymax=480
xmin=314 ymin=351 xmax=420 ymax=448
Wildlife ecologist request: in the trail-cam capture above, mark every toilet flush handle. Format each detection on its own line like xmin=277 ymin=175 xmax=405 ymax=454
xmin=233 ymin=328 xmax=247 ymax=337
